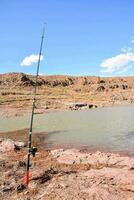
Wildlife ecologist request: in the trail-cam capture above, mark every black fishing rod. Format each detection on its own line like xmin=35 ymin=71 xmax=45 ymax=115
xmin=26 ymin=27 xmax=45 ymax=185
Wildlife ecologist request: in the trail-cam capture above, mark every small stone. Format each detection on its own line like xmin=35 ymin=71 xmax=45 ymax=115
xmin=17 ymin=184 xmax=26 ymax=193
xmin=17 ymin=160 xmax=26 ymax=167
xmin=2 ymin=185 xmax=13 ymax=192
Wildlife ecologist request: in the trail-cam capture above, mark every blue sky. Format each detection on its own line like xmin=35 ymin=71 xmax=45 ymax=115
xmin=1 ymin=0 xmax=134 ymax=76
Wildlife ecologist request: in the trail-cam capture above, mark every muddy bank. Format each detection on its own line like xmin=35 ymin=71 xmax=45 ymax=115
xmin=1 ymin=138 xmax=134 ymax=200
xmin=0 ymin=129 xmax=133 ymax=158
xmin=0 ymin=129 xmax=48 ymax=147
xmin=0 ymin=105 xmax=67 ymax=118
xmin=0 ymin=103 xmax=101 ymax=118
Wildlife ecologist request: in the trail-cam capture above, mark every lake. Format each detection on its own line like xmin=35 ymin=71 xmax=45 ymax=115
xmin=0 ymin=106 xmax=134 ymax=154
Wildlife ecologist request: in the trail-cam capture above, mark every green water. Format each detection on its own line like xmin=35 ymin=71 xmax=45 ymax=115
xmin=0 ymin=106 xmax=134 ymax=154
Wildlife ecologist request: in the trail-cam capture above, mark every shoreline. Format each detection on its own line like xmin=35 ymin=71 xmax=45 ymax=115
xmin=1 ymin=102 xmax=134 ymax=118
xmin=0 ymin=128 xmax=134 ymax=158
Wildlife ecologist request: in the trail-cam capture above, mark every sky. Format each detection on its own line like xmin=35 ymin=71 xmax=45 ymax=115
xmin=1 ymin=0 xmax=134 ymax=76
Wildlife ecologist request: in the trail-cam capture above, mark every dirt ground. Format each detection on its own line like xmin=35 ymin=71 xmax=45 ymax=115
xmin=1 ymin=137 xmax=134 ymax=200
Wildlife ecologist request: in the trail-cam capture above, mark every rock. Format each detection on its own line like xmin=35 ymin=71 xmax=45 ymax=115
xmin=97 ymin=85 xmax=105 ymax=92
xmin=17 ymin=160 xmax=26 ymax=167
xmin=0 ymin=139 xmax=15 ymax=152
xmin=14 ymin=141 xmax=26 ymax=148
xmin=2 ymin=185 xmax=13 ymax=192
xmin=51 ymin=149 xmax=134 ymax=170
xmin=40 ymin=174 xmax=51 ymax=184
xmin=69 ymin=103 xmax=88 ymax=110
xmin=51 ymin=149 xmax=64 ymax=158
xmin=46 ymin=167 xmax=59 ymax=175
xmin=17 ymin=184 xmax=26 ymax=193
xmin=88 ymin=104 xmax=98 ymax=109
xmin=57 ymin=155 xmax=76 ymax=165
xmin=0 ymin=139 xmax=25 ymax=152
xmin=32 ymin=172 xmax=51 ymax=184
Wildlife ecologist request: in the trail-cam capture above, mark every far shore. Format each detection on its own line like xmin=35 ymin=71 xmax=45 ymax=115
xmin=1 ymin=102 xmax=134 ymax=118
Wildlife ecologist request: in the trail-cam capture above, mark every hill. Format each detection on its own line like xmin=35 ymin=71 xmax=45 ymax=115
xmin=0 ymin=72 xmax=134 ymax=116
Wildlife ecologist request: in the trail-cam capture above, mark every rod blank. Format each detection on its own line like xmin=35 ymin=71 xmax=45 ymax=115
xmin=26 ymin=28 xmax=45 ymax=185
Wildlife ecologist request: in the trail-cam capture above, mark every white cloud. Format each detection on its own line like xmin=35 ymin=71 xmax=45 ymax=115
xmin=131 ymin=39 xmax=134 ymax=43
xmin=20 ymin=54 xmax=43 ymax=66
xmin=100 ymin=52 xmax=134 ymax=74
xmin=116 ymin=65 xmax=132 ymax=74
xmin=38 ymin=73 xmax=44 ymax=76
xmin=121 ymin=47 xmax=133 ymax=53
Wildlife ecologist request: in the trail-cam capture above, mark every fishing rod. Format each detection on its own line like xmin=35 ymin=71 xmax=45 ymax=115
xmin=26 ymin=27 xmax=45 ymax=185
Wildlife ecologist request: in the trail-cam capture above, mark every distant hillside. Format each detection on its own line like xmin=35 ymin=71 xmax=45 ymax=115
xmin=0 ymin=72 xmax=134 ymax=116
xmin=1 ymin=72 xmax=134 ymax=88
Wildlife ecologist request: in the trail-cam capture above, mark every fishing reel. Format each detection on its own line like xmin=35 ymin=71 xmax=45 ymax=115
xmin=29 ymin=146 xmax=37 ymax=157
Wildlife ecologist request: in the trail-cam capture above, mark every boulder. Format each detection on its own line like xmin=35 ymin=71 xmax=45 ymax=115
xmin=0 ymin=138 xmax=25 ymax=152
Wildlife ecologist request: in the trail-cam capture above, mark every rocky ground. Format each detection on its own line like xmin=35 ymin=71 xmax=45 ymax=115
xmin=1 ymin=137 xmax=134 ymax=200
xmin=1 ymin=72 xmax=134 ymax=117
